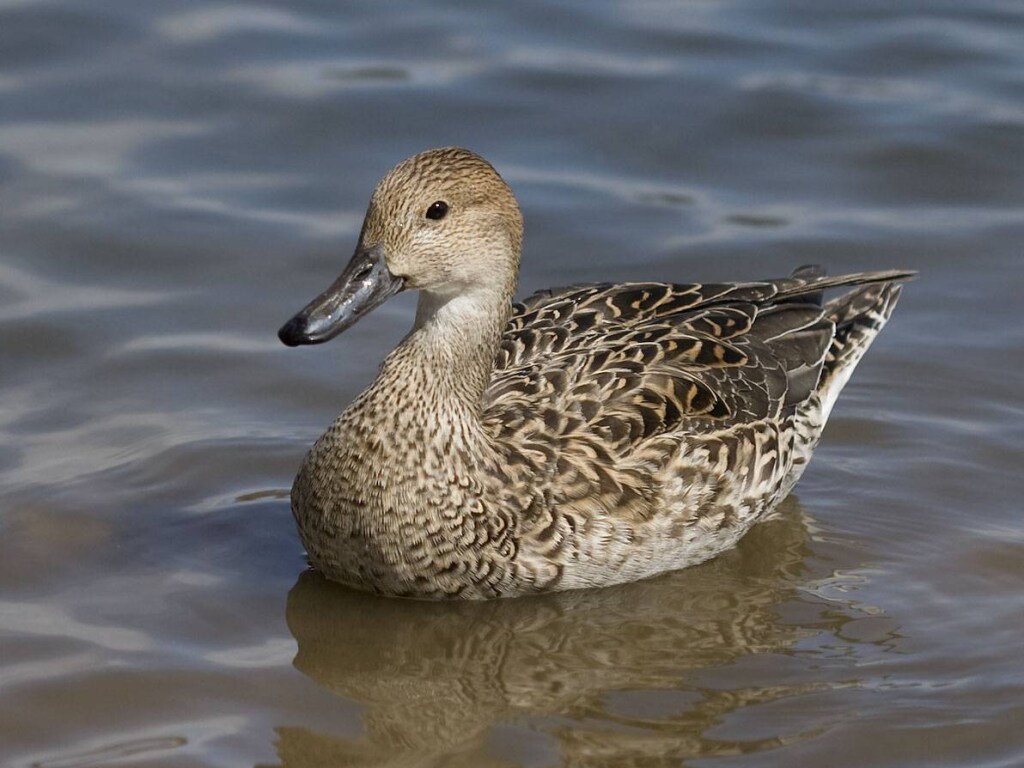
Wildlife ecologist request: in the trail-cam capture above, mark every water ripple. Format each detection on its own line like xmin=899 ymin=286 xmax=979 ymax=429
xmin=0 ymin=602 xmax=151 ymax=653
xmin=156 ymin=5 xmax=328 ymax=44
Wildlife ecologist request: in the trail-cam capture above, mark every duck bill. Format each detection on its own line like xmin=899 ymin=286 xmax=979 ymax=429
xmin=278 ymin=245 xmax=404 ymax=346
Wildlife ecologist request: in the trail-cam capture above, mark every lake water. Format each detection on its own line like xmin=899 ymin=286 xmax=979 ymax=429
xmin=2 ymin=1 xmax=1023 ymax=766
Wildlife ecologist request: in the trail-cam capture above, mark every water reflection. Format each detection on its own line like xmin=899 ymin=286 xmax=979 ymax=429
xmin=278 ymin=500 xmax=873 ymax=767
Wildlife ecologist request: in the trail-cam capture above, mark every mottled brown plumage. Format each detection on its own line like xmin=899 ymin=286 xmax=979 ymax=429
xmin=280 ymin=147 xmax=913 ymax=599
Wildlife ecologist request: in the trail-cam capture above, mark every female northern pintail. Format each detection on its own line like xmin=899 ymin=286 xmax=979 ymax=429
xmin=278 ymin=147 xmax=912 ymax=599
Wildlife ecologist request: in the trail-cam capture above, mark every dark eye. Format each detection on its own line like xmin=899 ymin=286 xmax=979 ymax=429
xmin=425 ymin=200 xmax=449 ymax=220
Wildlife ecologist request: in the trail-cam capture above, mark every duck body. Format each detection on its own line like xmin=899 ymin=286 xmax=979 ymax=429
xmin=280 ymin=148 xmax=911 ymax=599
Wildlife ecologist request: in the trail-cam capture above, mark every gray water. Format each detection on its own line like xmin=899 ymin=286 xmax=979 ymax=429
xmin=2 ymin=1 xmax=1023 ymax=766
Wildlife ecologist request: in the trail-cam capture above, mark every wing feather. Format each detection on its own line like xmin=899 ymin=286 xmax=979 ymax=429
xmin=481 ymin=268 xmax=913 ymax=520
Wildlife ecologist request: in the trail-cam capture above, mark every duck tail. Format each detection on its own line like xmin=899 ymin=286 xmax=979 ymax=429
xmin=775 ymin=267 xmax=910 ymax=498
xmin=815 ymin=278 xmax=906 ymax=424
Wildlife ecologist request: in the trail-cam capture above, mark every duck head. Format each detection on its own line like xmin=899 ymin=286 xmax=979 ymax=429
xmin=278 ymin=147 xmax=523 ymax=346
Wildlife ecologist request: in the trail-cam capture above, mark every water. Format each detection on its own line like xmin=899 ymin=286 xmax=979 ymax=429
xmin=2 ymin=1 xmax=1022 ymax=765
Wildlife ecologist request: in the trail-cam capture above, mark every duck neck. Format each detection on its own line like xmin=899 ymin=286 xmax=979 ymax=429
xmin=380 ymin=283 xmax=514 ymax=416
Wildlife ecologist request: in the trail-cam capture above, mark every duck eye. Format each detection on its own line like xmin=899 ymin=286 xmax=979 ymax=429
xmin=425 ymin=200 xmax=449 ymax=220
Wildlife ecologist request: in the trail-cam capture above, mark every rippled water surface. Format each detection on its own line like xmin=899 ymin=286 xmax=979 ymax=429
xmin=2 ymin=1 xmax=1023 ymax=766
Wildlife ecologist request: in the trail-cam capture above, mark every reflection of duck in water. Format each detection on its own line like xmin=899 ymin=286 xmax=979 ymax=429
xmin=278 ymin=148 xmax=912 ymax=598
xmin=276 ymin=505 xmax=880 ymax=766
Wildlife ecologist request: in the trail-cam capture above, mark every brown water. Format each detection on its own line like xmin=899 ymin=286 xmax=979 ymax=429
xmin=2 ymin=1 xmax=1023 ymax=766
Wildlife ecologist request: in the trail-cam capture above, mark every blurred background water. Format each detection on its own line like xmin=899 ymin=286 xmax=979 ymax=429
xmin=2 ymin=1 xmax=1023 ymax=766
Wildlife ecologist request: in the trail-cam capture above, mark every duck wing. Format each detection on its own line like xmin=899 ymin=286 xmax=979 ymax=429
xmin=483 ymin=268 xmax=913 ymax=455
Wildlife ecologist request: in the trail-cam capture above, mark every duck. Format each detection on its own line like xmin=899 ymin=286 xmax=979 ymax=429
xmin=278 ymin=147 xmax=912 ymax=600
